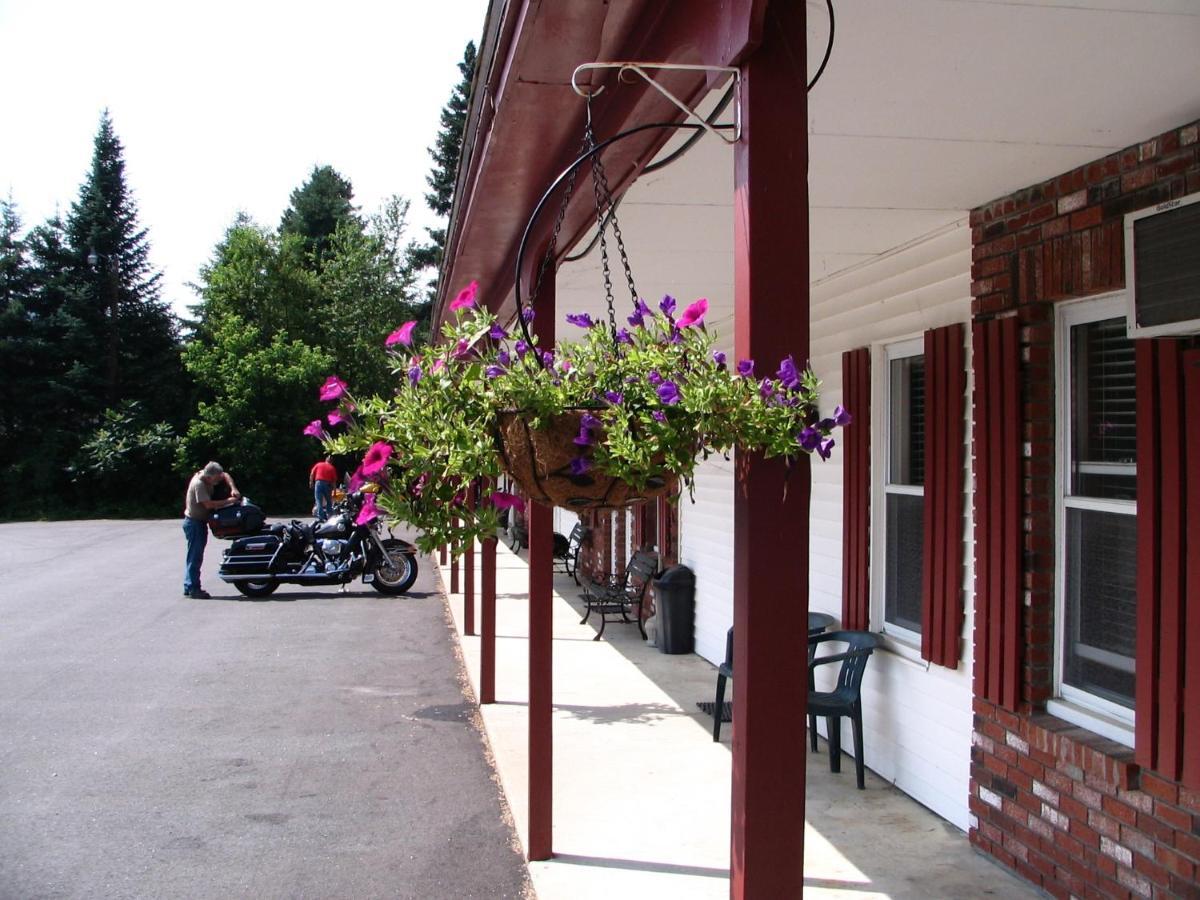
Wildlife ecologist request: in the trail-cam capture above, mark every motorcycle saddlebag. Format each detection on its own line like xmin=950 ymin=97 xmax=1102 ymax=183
xmin=209 ymin=502 xmax=266 ymax=539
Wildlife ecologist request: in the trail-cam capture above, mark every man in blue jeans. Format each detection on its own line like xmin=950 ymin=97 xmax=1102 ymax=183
xmin=182 ymin=461 xmax=240 ymax=598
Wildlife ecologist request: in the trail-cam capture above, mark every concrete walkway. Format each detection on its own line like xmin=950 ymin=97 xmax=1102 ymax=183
xmin=439 ymin=540 xmax=1043 ymax=900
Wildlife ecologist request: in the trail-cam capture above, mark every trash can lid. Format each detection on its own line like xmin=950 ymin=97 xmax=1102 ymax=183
xmin=654 ymin=564 xmax=695 ymax=586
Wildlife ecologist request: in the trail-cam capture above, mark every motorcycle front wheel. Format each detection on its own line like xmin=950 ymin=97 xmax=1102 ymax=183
xmin=234 ymin=579 xmax=280 ymax=597
xmin=371 ymin=540 xmax=418 ymax=594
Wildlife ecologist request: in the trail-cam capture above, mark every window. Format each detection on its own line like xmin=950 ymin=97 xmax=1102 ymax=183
xmin=1055 ymin=296 xmax=1137 ymax=732
xmin=881 ymin=339 xmax=925 ymax=641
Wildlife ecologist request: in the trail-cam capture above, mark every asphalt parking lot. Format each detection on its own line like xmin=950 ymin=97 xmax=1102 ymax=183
xmin=0 ymin=519 xmax=530 ymax=899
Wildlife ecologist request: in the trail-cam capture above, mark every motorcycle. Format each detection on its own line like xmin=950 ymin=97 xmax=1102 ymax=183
xmin=215 ymin=490 xmax=419 ymax=598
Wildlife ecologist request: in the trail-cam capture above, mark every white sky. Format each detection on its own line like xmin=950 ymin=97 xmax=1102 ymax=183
xmin=0 ymin=0 xmax=489 ymax=316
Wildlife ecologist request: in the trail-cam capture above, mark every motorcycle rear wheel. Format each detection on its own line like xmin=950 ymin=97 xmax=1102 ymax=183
xmin=371 ymin=540 xmax=418 ymax=594
xmin=234 ymin=579 xmax=280 ymax=597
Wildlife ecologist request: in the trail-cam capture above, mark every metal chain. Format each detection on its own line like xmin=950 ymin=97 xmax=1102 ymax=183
xmin=586 ymin=110 xmax=640 ymax=312
xmin=528 ymin=133 xmax=590 ymax=312
xmin=584 ymin=113 xmax=618 ymax=334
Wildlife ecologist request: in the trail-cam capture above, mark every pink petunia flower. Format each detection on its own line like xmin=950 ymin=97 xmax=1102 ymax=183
xmin=355 ymin=493 xmax=379 ymax=526
xmin=360 ymin=441 xmax=393 ymax=477
xmin=386 ymin=321 xmax=417 ymax=348
xmin=449 ymin=280 xmax=479 ymax=311
xmin=327 ymin=409 xmax=351 ymax=427
xmin=319 ymin=376 xmax=348 ymax=402
xmin=303 ymin=420 xmax=324 ymax=438
xmin=489 ymin=492 xmax=524 ymax=511
xmin=677 ymin=298 xmax=708 ymax=328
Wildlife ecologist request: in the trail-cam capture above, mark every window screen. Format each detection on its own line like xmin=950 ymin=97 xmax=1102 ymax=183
xmin=884 ymin=350 xmax=925 ymax=636
xmin=1133 ymin=200 xmax=1200 ymax=329
xmin=1062 ymin=314 xmax=1136 ymax=710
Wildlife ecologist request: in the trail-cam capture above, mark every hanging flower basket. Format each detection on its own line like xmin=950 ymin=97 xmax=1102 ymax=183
xmin=306 ymin=97 xmax=850 ymax=555
xmin=495 ymin=409 xmax=677 ymax=508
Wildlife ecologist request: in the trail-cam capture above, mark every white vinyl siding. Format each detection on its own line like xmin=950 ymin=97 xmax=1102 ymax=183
xmin=809 ymin=220 xmax=975 ymax=830
xmin=678 ymin=455 xmax=736 ymax=666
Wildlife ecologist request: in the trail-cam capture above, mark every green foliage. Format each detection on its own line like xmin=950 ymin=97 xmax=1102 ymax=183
xmin=320 ymin=291 xmax=847 ymax=553
xmin=64 ymin=110 xmax=186 ymax=424
xmin=71 ymin=401 xmax=181 ymax=514
xmin=194 ymin=221 xmax=323 ymax=346
xmin=180 ymin=314 xmax=333 ymax=509
xmin=410 ymin=41 xmax=476 ymax=306
xmin=279 ymin=165 xmax=361 ymax=265
xmin=0 ymin=114 xmax=186 ymax=518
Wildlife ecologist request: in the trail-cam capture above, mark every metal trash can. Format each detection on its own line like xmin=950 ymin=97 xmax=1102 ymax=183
xmin=653 ymin=565 xmax=696 ymax=654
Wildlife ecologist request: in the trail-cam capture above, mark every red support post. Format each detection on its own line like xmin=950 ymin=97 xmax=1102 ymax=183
xmin=731 ymin=3 xmax=809 ymax=897
xmin=527 ymin=258 xmax=555 ymax=861
xmin=450 ymin=516 xmax=460 ymax=594
xmin=481 ymin=533 xmax=497 ymax=705
xmin=465 ymin=484 xmax=477 ymax=636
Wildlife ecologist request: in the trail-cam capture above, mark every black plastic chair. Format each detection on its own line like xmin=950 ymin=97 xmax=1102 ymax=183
xmin=711 ymin=611 xmax=837 ymax=742
xmin=807 ymin=630 xmax=883 ymax=789
xmin=580 ymin=549 xmax=657 ymax=640
xmin=553 ymin=523 xmax=587 ymax=584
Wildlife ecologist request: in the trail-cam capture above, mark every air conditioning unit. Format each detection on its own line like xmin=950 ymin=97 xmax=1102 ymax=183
xmin=1124 ymin=190 xmax=1200 ymax=338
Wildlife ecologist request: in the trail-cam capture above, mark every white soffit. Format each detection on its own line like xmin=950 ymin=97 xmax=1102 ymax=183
xmin=557 ymin=0 xmax=1200 ymax=316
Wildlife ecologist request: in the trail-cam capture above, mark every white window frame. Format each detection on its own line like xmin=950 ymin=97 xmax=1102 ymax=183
xmin=1049 ymin=292 xmax=1136 ymax=746
xmin=871 ymin=336 xmax=926 ymax=654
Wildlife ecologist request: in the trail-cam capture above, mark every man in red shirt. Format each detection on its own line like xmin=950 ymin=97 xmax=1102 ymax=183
xmin=309 ymin=455 xmax=338 ymax=520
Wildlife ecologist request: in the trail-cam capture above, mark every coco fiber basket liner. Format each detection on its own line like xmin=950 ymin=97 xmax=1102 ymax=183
xmin=495 ymin=409 xmax=676 ymax=509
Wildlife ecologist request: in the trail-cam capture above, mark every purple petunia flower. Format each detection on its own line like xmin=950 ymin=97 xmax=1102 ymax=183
xmin=647 ymin=370 xmax=663 ymax=386
xmin=713 ymin=350 xmax=727 ymax=368
xmin=496 ymin=350 xmax=511 ymax=367
xmin=798 ymin=427 xmax=822 ymax=452
xmin=573 ymin=430 xmax=594 ymax=447
xmin=652 ymin=411 xmax=667 ymax=423
xmin=485 ymin=365 xmax=505 ymax=379
xmin=522 ymin=307 xmax=535 ymax=323
xmin=760 ymin=380 xmax=776 ymax=399
xmin=581 ymin=413 xmax=601 ymax=430
xmin=817 ymin=437 xmax=836 ymax=460
xmin=408 ymin=364 xmax=422 ymax=387
xmin=615 ymin=328 xmax=633 ymax=345
xmin=776 ymin=355 xmax=801 ymax=391
xmin=667 ymin=327 xmax=683 ymax=345
xmin=566 ymin=312 xmax=594 ymax=328
xmin=542 ymin=350 xmax=555 ymax=368
xmin=628 ymin=298 xmax=651 ymax=327
xmin=737 ymin=359 xmax=755 ymax=378
xmin=489 ymin=322 xmax=508 ymax=341
xmin=833 ymin=405 xmax=852 ymax=427
xmin=604 ymin=391 xmax=624 ymax=405
xmin=659 ymin=295 xmax=677 ymax=317
xmin=657 ymin=381 xmax=680 ymax=405
xmin=569 ymin=456 xmax=591 ymax=476
xmin=515 ymin=340 xmax=530 ymax=358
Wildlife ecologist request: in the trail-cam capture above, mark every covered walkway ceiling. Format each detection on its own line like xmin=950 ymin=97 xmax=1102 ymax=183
xmin=438 ymin=0 xmax=1200 ymax=322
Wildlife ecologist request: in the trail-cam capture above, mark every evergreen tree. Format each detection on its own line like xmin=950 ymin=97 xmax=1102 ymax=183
xmin=279 ymin=165 xmax=362 ymax=265
xmin=64 ymin=110 xmax=185 ymax=426
xmin=409 ymin=41 xmax=476 ymax=300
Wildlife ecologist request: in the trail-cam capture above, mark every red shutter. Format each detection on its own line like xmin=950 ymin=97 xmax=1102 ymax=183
xmin=921 ymin=324 xmax=966 ymax=668
xmin=972 ymin=317 xmax=1022 ymax=710
xmin=1136 ymin=341 xmax=1200 ymax=786
xmin=841 ymin=347 xmax=871 ymax=630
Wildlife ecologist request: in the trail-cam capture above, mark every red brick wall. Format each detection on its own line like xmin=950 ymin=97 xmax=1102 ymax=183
xmin=969 ymin=120 xmax=1200 ymax=898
